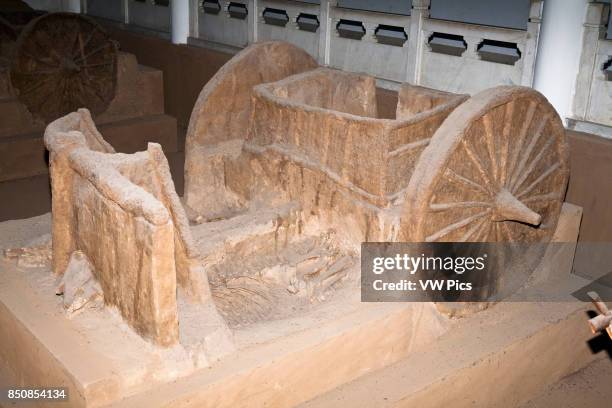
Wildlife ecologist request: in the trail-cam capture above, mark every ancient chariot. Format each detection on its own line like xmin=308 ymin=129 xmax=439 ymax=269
xmin=42 ymin=41 xmax=571 ymax=349
xmin=185 ymin=41 xmax=569 ymax=246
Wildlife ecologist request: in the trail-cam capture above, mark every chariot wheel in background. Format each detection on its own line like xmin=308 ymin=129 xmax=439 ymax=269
xmin=10 ymin=12 xmax=117 ymax=122
xmin=403 ymin=86 xmax=569 ymax=244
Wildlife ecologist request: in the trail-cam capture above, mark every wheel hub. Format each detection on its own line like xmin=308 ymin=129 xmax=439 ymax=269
xmin=492 ymin=188 xmax=542 ymax=226
xmin=60 ymin=57 xmax=80 ymax=74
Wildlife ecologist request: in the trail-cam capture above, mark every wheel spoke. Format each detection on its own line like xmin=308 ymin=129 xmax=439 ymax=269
xmin=429 ymin=201 xmax=491 ymax=212
xmin=499 ymin=101 xmax=514 ymax=185
xmin=29 ymin=83 xmax=60 ymax=113
xmin=482 ymin=114 xmax=498 ymax=183
xmin=483 ymin=222 xmax=495 ymax=241
xmin=19 ymin=50 xmax=58 ymax=68
xmin=80 ymin=61 xmax=113 ymax=68
xmin=517 ymin=162 xmax=561 ymax=199
xmin=57 ymin=77 xmax=69 ymax=115
xmin=31 ymin=29 xmax=53 ymax=57
xmin=72 ymin=25 xmax=102 ymax=59
xmin=74 ymin=43 xmax=110 ymax=63
xmin=81 ymin=78 xmax=107 ymax=103
xmin=513 ymin=136 xmax=555 ymax=193
xmin=18 ymin=75 xmax=55 ymax=96
xmin=461 ymin=218 xmax=487 ymax=241
xmin=443 ymin=168 xmax=490 ymax=195
xmin=426 ymin=210 xmax=489 ymax=242
xmin=509 ymin=114 xmax=549 ymax=191
xmin=494 ymin=223 xmax=501 ymax=241
xmin=461 ymin=140 xmax=495 ymax=193
xmin=506 ymin=100 xmax=537 ymax=188
xmin=521 ymin=191 xmax=562 ymax=203
xmin=19 ymin=68 xmax=60 ymax=75
xmin=68 ymin=27 xmax=80 ymax=56
xmin=500 ymin=222 xmax=515 ymax=242
xmin=473 ymin=219 xmax=491 ymax=241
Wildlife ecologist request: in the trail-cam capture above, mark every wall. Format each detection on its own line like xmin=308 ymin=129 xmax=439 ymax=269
xmin=569 ymin=1 xmax=612 ymax=138
xmin=127 ymin=0 xmax=171 ymax=34
xmin=22 ymin=0 xmax=78 ymax=12
xmin=22 ymin=0 xmax=62 ymax=11
xmin=102 ymin=27 xmax=612 ymax=243
xmin=566 ymin=131 xmax=612 ymax=241
xmin=565 ymin=130 xmax=612 ymax=280
xmin=186 ymin=0 xmax=542 ymax=93
xmin=102 ymin=24 xmax=233 ymax=128
xmin=88 ymin=1 xmax=541 ymax=95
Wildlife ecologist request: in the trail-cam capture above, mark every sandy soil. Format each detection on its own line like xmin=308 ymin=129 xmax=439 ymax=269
xmin=520 ymin=357 xmax=612 ymax=408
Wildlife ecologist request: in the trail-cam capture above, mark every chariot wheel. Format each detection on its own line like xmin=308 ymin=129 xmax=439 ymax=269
xmin=403 ymin=86 xmax=569 ymax=243
xmin=10 ymin=13 xmax=117 ymax=122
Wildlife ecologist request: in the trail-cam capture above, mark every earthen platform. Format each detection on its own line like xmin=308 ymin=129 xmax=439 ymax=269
xmin=0 ymin=204 xmax=601 ymax=408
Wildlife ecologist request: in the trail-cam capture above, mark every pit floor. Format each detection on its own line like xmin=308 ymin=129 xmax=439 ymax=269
xmin=520 ymin=358 xmax=612 ymax=408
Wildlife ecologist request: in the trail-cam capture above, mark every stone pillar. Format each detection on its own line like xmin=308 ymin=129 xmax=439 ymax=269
xmin=571 ymin=2 xmax=607 ymax=121
xmin=123 ymin=0 xmax=129 ymax=24
xmin=405 ymin=0 xmax=430 ymax=84
xmin=189 ymin=0 xmax=199 ymax=38
xmin=533 ymin=0 xmax=588 ymax=123
xmin=520 ymin=0 xmax=543 ymax=87
xmin=318 ymin=0 xmax=331 ymax=65
xmin=171 ymin=0 xmax=190 ymax=44
xmin=247 ymin=0 xmax=258 ymax=44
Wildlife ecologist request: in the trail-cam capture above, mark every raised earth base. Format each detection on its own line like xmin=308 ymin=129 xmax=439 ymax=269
xmin=300 ymin=301 xmax=604 ymax=408
xmin=0 ymin=204 xmax=601 ymax=408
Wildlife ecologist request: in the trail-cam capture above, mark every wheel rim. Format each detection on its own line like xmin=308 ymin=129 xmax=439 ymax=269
xmin=10 ymin=13 xmax=117 ymax=122
xmin=403 ymin=86 xmax=569 ymax=243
